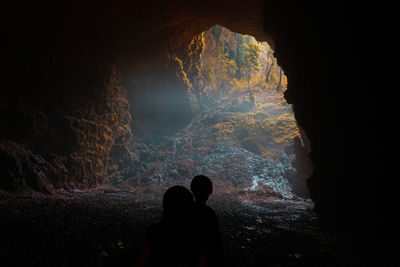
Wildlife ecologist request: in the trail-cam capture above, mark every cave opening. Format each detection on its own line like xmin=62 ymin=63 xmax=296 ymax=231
xmin=119 ymin=25 xmax=313 ymax=203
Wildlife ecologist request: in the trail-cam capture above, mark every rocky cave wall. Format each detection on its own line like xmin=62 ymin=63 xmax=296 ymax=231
xmin=1 ymin=0 xmax=267 ymax=193
xmin=2 ymin=0 xmax=376 ymax=238
xmin=261 ymin=1 xmax=377 ymax=243
xmin=1 ymin=64 xmax=133 ymax=193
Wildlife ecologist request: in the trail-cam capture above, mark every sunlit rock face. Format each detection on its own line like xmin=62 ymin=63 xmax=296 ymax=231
xmin=120 ymin=26 xmax=311 ymax=200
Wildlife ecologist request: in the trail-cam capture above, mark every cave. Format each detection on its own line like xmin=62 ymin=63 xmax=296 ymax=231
xmin=1 ymin=1 xmax=380 ymax=266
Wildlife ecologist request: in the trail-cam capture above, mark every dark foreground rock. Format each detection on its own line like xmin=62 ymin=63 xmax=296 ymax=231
xmin=0 ymin=191 xmax=365 ymax=266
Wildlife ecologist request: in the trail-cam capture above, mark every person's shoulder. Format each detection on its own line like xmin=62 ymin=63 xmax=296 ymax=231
xmin=204 ymin=204 xmax=217 ymax=214
xmin=197 ymin=203 xmax=217 ymax=219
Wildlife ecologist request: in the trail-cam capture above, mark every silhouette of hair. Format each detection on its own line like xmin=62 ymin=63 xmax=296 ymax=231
xmin=191 ymin=175 xmax=213 ymax=204
xmin=162 ymin=185 xmax=194 ymax=224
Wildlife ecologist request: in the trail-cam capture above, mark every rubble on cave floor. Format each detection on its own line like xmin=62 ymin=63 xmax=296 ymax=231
xmin=0 ymin=191 xmax=363 ymax=267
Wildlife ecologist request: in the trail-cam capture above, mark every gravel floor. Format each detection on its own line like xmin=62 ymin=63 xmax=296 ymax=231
xmin=0 ymin=191 xmax=364 ymax=267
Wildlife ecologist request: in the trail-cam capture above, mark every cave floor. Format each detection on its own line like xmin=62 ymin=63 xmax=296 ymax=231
xmin=0 ymin=191 xmax=363 ymax=267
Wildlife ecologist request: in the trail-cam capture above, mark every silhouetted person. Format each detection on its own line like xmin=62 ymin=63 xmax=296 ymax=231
xmin=190 ymin=175 xmax=222 ymax=267
xmin=135 ymin=185 xmax=207 ymax=267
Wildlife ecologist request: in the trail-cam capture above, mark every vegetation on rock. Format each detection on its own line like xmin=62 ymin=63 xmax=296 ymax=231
xmin=123 ymin=25 xmax=311 ymax=198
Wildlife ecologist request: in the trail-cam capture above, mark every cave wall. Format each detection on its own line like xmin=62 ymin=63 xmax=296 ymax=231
xmin=2 ymin=0 xmax=377 ymax=244
xmin=2 ymin=0 xmax=267 ymax=193
xmin=1 ymin=64 xmax=133 ymax=192
xmin=261 ymin=1 xmax=378 ymax=250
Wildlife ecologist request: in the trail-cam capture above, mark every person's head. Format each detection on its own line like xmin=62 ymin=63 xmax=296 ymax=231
xmin=162 ymin=185 xmax=194 ymax=224
xmin=190 ymin=175 xmax=213 ymax=204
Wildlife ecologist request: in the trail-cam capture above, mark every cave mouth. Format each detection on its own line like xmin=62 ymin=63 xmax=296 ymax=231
xmin=118 ymin=25 xmax=312 ymax=202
